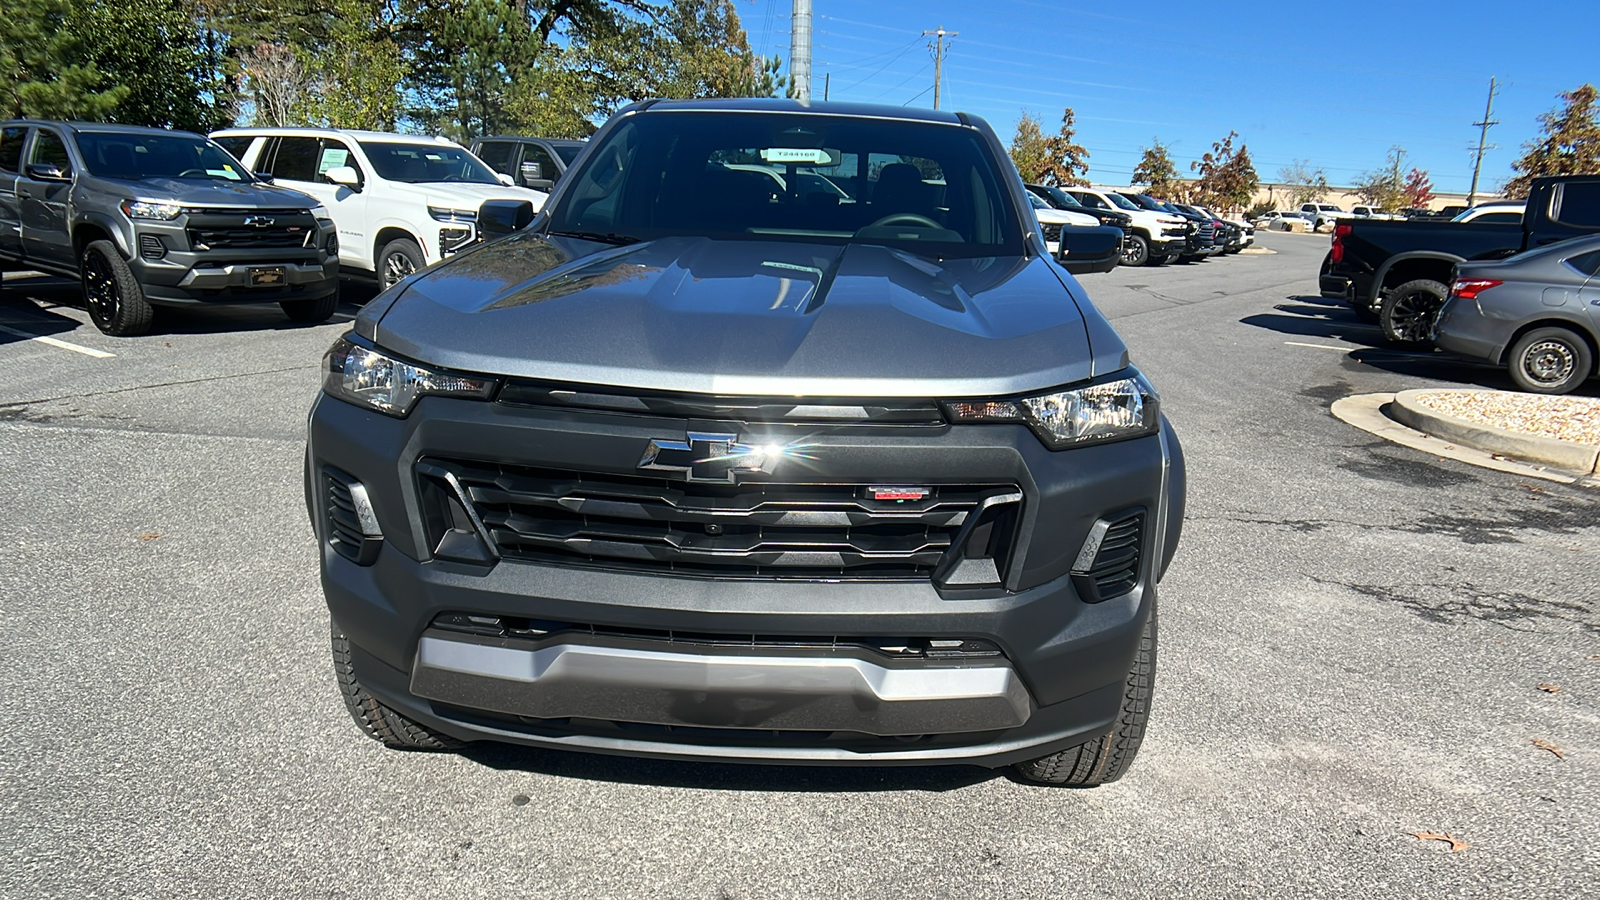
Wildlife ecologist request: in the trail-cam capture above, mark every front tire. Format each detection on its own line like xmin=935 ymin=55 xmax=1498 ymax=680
xmin=82 ymin=240 xmax=153 ymax=336
xmin=377 ymin=238 xmax=425 ymax=290
xmin=1507 ymin=326 xmax=1594 ymax=395
xmin=1014 ymin=606 xmax=1157 ymax=786
xmin=1378 ymin=279 xmax=1447 ymax=347
xmin=332 ymin=626 xmax=463 ymax=750
xmin=1122 ymin=235 xmax=1149 ymax=267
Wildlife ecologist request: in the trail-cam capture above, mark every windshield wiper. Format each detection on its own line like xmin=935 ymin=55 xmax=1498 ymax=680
xmin=548 ymin=230 xmax=644 ymax=246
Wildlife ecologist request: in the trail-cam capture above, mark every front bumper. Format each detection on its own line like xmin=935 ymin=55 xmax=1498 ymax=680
xmin=307 ymin=389 xmax=1184 ymax=766
xmin=128 ymin=216 xmax=339 ymax=305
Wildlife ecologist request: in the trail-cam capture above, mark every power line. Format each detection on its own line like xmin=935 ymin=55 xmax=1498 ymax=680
xmin=921 ymin=26 xmax=958 ymax=110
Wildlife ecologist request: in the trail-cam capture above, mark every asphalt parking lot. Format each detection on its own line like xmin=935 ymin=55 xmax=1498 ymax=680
xmin=2 ymin=232 xmax=1596 ymax=899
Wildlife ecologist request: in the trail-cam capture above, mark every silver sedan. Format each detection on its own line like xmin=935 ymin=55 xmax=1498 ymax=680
xmin=1434 ymin=235 xmax=1600 ymax=394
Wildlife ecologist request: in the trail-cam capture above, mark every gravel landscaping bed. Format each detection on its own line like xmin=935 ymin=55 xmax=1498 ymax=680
xmin=1413 ymin=390 xmax=1600 ymax=445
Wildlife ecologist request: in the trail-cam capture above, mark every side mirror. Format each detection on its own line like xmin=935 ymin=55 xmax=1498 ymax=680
xmin=27 ymin=162 xmax=69 ymax=182
xmin=520 ymin=160 xmax=543 ymax=182
xmin=254 ymin=171 xmax=275 ymax=184
xmin=323 ymin=166 xmax=361 ymax=189
xmin=478 ymin=199 xmax=535 ymax=239
xmin=496 ymin=172 xmax=515 ymax=187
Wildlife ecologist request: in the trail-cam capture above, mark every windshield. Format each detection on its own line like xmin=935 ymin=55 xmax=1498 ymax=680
xmin=1104 ymin=192 xmax=1140 ymax=211
xmin=75 ymin=132 xmax=249 ymax=182
xmin=359 ymin=141 xmax=500 ymax=184
xmin=544 ymin=111 xmax=1024 ymax=258
xmin=1043 ymin=186 xmax=1084 ymax=208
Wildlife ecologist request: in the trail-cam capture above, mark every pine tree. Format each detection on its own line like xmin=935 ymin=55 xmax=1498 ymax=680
xmin=1504 ymin=84 xmax=1600 ymax=198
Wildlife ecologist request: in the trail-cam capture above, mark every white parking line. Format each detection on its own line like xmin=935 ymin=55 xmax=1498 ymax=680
xmin=1284 ymin=341 xmax=1353 ymax=351
xmin=0 ymin=324 xmax=115 ymax=358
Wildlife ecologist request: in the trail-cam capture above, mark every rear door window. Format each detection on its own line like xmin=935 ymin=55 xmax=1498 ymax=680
xmin=1554 ymin=182 xmax=1600 ymax=227
xmin=0 ymin=126 xmax=27 ymax=173
xmin=269 ymin=137 xmax=320 ymax=182
xmin=1566 ymin=248 xmax=1600 ymax=278
xmin=475 ymin=141 xmax=515 ymax=175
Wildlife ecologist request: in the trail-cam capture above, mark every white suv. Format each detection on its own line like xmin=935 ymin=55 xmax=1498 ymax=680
xmin=211 ymin=128 xmax=547 ymax=288
xmin=1065 ymin=188 xmax=1189 ymax=266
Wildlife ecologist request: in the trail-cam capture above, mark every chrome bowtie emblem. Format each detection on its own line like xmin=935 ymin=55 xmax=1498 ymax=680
xmin=639 ymin=432 xmax=776 ymax=483
xmin=243 ymin=215 xmax=275 ymax=228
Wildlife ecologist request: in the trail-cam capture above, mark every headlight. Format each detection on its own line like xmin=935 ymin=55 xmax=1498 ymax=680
xmin=945 ymin=372 xmax=1160 ymax=449
xmin=121 ymin=200 xmax=182 ymax=220
xmin=428 ymin=206 xmax=477 ymax=223
xmin=323 ymin=336 xmax=496 ymax=417
xmin=309 ymin=204 xmax=333 ymax=223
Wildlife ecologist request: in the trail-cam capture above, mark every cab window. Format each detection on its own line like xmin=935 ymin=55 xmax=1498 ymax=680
xmin=0 ymin=126 xmax=26 ymax=173
xmin=30 ymin=130 xmax=72 ymax=175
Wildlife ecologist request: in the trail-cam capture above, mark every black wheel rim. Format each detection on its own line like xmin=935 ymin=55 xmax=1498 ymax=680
xmin=1389 ymin=291 xmax=1443 ymax=342
xmin=83 ymin=250 xmax=118 ymax=324
xmin=1122 ymin=241 xmax=1145 ymax=265
xmin=1522 ymin=340 xmax=1575 ymax=385
xmin=382 ymin=252 xmax=416 ymax=288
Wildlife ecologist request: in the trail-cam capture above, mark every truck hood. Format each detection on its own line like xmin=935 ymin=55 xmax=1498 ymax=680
xmin=372 ymin=233 xmax=1108 ymax=397
xmin=117 ymin=178 xmax=320 ymax=209
xmin=385 ymin=181 xmax=549 ymax=213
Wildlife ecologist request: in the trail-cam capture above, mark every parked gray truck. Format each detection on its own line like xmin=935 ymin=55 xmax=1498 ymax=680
xmin=0 ymin=121 xmax=339 ymax=335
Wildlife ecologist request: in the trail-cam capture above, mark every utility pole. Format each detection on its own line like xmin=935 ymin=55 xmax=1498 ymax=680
xmin=824 ymin=73 xmax=830 ymax=101
xmin=921 ymin=25 xmax=958 ymax=110
xmin=1468 ymin=77 xmax=1500 ymax=206
xmin=790 ymin=0 xmax=812 ymax=102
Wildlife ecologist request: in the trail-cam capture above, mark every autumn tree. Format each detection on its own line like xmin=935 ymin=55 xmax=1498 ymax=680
xmin=1009 ymin=111 xmax=1052 ymax=183
xmin=240 ymin=42 xmax=310 ymax=126
xmin=1504 ymin=84 xmax=1600 ymax=198
xmin=1190 ymin=131 xmax=1259 ymax=211
xmin=1041 ymin=107 xmax=1090 ymax=186
xmin=1403 ymin=168 xmax=1435 ymax=210
xmin=1277 ymin=159 xmax=1329 ymax=206
xmin=1131 ymin=139 xmax=1179 ymax=197
xmin=1352 ymin=146 xmax=1410 ymax=212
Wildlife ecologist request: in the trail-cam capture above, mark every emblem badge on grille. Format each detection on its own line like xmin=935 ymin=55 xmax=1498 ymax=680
xmin=243 ymin=215 xmax=275 ymax=228
xmin=639 ymin=432 xmax=776 ymax=483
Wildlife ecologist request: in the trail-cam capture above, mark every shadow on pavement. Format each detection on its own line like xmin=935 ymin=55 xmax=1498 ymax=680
xmin=0 ymin=270 xmax=379 ymax=337
xmin=461 ymin=742 xmax=999 ymax=793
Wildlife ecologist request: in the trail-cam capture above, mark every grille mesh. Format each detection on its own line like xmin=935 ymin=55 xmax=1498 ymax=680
xmin=421 ymin=458 xmax=1017 ymax=581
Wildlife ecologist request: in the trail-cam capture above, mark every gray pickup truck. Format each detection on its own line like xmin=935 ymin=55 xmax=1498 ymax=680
xmin=0 ymin=121 xmax=339 ymax=335
xmin=309 ymin=98 xmax=1186 ymax=786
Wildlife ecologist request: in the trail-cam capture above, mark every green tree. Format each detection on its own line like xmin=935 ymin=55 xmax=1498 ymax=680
xmin=307 ymin=0 xmax=406 ymax=130
xmin=1131 ymin=138 xmax=1179 ymax=197
xmin=0 ymin=0 xmax=126 ymax=120
xmin=1041 ymin=107 xmax=1089 ymax=187
xmin=1505 ymin=84 xmax=1600 ymax=198
xmin=1189 ymin=131 xmax=1258 ymax=211
xmin=2 ymin=0 xmax=229 ymax=129
xmin=1277 ymin=159 xmax=1329 ymax=206
xmin=1008 ymin=110 xmax=1051 ymax=183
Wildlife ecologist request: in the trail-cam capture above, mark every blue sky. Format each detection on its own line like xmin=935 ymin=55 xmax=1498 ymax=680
xmin=738 ymin=0 xmax=1600 ymax=195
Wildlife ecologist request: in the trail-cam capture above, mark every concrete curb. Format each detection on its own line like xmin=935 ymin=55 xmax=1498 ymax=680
xmin=1390 ymin=389 xmax=1600 ymax=475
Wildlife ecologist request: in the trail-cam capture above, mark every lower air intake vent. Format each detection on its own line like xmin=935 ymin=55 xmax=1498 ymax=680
xmin=324 ymin=467 xmax=382 ymax=565
xmin=1071 ymin=510 xmax=1145 ymax=603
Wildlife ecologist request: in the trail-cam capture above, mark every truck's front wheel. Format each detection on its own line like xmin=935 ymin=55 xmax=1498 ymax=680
xmin=82 ymin=240 xmax=154 ymax=336
xmin=1121 ymin=235 xmax=1149 ymax=266
xmin=332 ymin=626 xmax=464 ymax=751
xmin=1014 ymin=606 xmax=1156 ymax=787
xmin=1379 ymin=279 xmax=1447 ymax=348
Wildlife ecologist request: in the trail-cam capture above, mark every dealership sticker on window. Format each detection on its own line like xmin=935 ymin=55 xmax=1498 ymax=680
xmin=760 ymin=148 xmax=839 ymax=166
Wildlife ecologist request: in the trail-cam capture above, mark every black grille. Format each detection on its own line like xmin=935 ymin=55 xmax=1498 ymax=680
xmin=1085 ymin=512 xmax=1143 ymax=600
xmin=1039 ymin=223 xmax=1063 ymax=244
xmin=419 ymin=458 xmax=1016 ymax=581
xmin=324 ymin=467 xmax=377 ymax=564
xmin=186 ymin=210 xmax=316 ymax=250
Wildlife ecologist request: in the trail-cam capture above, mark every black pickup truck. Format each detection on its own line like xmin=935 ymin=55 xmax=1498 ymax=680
xmin=1321 ymin=175 xmax=1600 ymax=346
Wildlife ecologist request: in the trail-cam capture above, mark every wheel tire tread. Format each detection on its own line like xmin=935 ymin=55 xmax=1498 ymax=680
xmin=331 ymin=626 xmax=463 ymax=751
xmin=84 ymin=240 xmax=154 ymax=336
